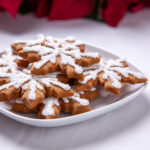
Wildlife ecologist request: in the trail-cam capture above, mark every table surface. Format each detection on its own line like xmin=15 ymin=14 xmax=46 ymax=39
xmin=0 ymin=9 xmax=150 ymax=150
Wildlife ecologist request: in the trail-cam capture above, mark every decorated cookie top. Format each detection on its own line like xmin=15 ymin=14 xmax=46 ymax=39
xmin=79 ymin=58 xmax=146 ymax=89
xmin=0 ymin=51 xmax=73 ymax=103
xmin=62 ymin=90 xmax=89 ymax=106
xmin=0 ymin=69 xmax=72 ymax=100
xmin=13 ymin=34 xmax=100 ymax=75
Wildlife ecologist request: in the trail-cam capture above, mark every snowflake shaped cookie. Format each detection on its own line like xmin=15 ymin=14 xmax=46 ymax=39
xmin=12 ymin=34 xmax=100 ymax=80
xmin=0 ymin=70 xmax=74 ymax=109
xmin=75 ymin=58 xmax=147 ymax=95
xmin=0 ymin=52 xmax=74 ymax=109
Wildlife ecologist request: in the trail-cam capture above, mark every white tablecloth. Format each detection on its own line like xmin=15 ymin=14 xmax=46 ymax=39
xmin=0 ymin=9 xmax=150 ymax=150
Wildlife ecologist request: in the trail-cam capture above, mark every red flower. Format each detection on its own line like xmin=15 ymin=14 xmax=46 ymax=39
xmin=143 ymin=0 xmax=150 ymax=6
xmin=101 ymin=0 xmax=127 ymax=27
xmin=127 ymin=0 xmax=145 ymax=13
xmin=0 ymin=0 xmax=22 ymax=18
xmin=24 ymin=0 xmax=38 ymax=11
xmin=126 ymin=0 xmax=139 ymax=3
xmin=0 ymin=0 xmax=150 ymax=27
xmin=49 ymin=0 xmax=95 ymax=20
xmin=36 ymin=0 xmax=52 ymax=17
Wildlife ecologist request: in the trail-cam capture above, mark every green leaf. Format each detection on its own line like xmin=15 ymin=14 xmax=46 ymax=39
xmin=86 ymin=0 xmax=104 ymax=21
xmin=19 ymin=0 xmax=30 ymax=15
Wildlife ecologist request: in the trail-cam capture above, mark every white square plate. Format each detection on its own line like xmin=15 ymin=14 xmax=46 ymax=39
xmin=0 ymin=44 xmax=147 ymax=127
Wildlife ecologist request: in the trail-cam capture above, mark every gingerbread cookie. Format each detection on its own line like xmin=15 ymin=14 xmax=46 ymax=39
xmin=12 ymin=35 xmax=100 ymax=80
xmin=75 ymin=58 xmax=147 ymax=95
xmin=0 ymin=70 xmax=74 ymax=109
xmin=38 ymin=98 xmax=61 ymax=119
xmin=0 ymin=52 xmax=74 ymax=110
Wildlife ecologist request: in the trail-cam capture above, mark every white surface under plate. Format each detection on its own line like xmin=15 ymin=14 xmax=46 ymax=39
xmin=0 ymin=44 xmax=147 ymax=127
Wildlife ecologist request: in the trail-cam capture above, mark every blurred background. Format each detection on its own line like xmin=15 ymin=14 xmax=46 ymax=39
xmin=0 ymin=1 xmax=150 ymax=150
xmin=0 ymin=0 xmax=150 ymax=27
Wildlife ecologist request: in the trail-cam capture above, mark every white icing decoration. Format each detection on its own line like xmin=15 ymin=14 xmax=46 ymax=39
xmin=79 ymin=87 xmax=96 ymax=94
xmin=14 ymin=34 xmax=44 ymax=46
xmin=64 ymin=36 xmax=75 ymax=41
xmin=106 ymin=58 xmax=126 ymax=67
xmin=0 ymin=70 xmax=71 ymax=100
xmin=22 ymin=80 xmax=43 ymax=100
xmin=79 ymin=91 xmax=84 ymax=94
xmin=42 ymin=98 xmax=59 ymax=116
xmin=63 ymin=98 xmax=69 ymax=103
xmin=90 ymin=87 xmax=96 ymax=91
xmin=79 ymin=70 xmax=99 ymax=84
xmin=35 ymin=72 xmax=71 ymax=90
xmin=40 ymin=77 xmax=70 ymax=90
xmin=0 ymin=50 xmax=17 ymax=72
xmin=70 ymin=96 xmax=89 ymax=106
xmin=16 ymin=56 xmax=23 ymax=60
xmin=0 ymin=72 xmax=30 ymax=90
xmin=62 ymin=91 xmax=89 ymax=106
xmin=79 ymin=58 xmax=145 ymax=89
xmin=81 ymin=52 xmax=99 ymax=58
xmin=15 ymin=99 xmax=22 ymax=104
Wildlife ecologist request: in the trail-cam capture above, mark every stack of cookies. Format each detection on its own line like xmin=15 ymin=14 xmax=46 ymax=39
xmin=0 ymin=34 xmax=147 ymax=119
